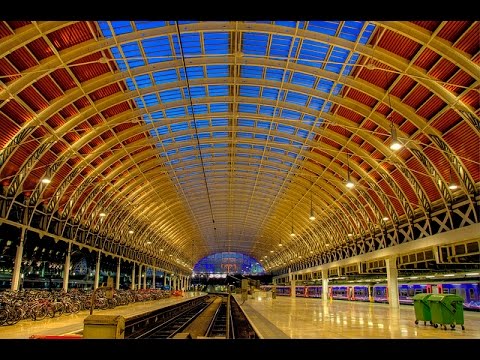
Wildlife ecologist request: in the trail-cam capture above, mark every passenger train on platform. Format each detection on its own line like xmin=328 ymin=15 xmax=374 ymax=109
xmin=261 ymin=280 xmax=480 ymax=311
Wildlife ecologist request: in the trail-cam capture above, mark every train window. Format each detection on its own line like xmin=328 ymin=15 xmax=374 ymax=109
xmin=400 ymin=290 xmax=407 ymax=297
xmin=443 ymin=288 xmax=449 ymax=294
xmin=469 ymin=288 xmax=475 ymax=300
xmin=414 ymin=289 xmax=422 ymax=294
xmin=408 ymin=289 xmax=414 ymax=297
xmin=449 ymin=288 xmax=456 ymax=294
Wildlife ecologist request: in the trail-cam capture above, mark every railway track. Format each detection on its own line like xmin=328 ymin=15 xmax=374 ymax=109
xmin=130 ymin=294 xmax=257 ymax=339
xmin=133 ymin=301 xmax=210 ymax=339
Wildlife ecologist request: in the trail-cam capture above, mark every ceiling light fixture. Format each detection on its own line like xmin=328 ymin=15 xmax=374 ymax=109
xmin=389 ymin=121 xmax=403 ymax=151
xmin=345 ymin=153 xmax=355 ymax=189
xmin=99 ymin=212 xmax=106 ymax=217
xmin=448 ymin=166 xmax=458 ymax=190
xmin=309 ymin=188 xmax=315 ymax=221
xmin=41 ymin=168 xmax=52 ymax=184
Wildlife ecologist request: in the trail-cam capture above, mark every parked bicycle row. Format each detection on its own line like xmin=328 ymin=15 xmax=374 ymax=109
xmin=0 ymin=288 xmax=172 ymax=326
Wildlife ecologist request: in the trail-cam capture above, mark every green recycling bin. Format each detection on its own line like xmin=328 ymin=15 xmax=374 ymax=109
xmin=412 ymin=293 xmax=433 ymax=326
xmin=428 ymin=294 xmax=465 ymax=330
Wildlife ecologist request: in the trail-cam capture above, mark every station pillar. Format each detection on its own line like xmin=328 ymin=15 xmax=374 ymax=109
xmin=115 ymin=258 xmax=121 ymax=290
xmin=62 ymin=242 xmax=72 ymax=292
xmin=131 ymin=263 xmax=136 ymax=290
xmin=152 ymin=268 xmax=155 ymax=289
xmin=386 ymin=256 xmax=399 ymax=308
xmin=137 ymin=264 xmax=142 ymax=290
xmin=94 ymin=251 xmax=101 ymax=290
xmin=11 ymin=227 xmax=26 ymax=291
xmin=322 ymin=269 xmax=329 ymax=303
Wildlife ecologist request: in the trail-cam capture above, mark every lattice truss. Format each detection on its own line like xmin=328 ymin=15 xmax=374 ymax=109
xmin=0 ymin=21 xmax=478 ymax=275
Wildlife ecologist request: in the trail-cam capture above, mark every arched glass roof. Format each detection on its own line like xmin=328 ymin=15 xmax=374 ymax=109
xmin=0 ymin=20 xmax=478 ymax=276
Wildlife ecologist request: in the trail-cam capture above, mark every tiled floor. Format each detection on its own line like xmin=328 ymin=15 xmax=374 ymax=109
xmin=234 ymin=291 xmax=480 ymax=339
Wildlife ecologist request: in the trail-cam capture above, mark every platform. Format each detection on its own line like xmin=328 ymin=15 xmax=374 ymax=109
xmin=233 ymin=290 xmax=480 ymax=339
xmin=0 ymin=291 xmax=206 ymax=339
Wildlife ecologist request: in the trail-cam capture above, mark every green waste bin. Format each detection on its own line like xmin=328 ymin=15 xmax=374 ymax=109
xmin=412 ymin=293 xmax=433 ymax=326
xmin=428 ymin=294 xmax=465 ymax=330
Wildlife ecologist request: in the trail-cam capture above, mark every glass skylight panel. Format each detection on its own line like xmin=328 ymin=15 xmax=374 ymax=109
xmin=261 ymin=88 xmax=279 ymax=100
xmin=259 ymin=105 xmax=274 ymax=116
xmin=277 ymin=124 xmax=295 ymax=135
xmin=274 ymin=21 xmax=297 ymax=28
xmin=184 ymin=86 xmax=206 ymax=99
xmin=194 ymin=119 xmax=209 ymax=128
xmin=238 ymin=119 xmax=255 ymax=127
xmin=160 ymin=88 xmax=183 ymax=103
xmin=285 ymin=91 xmax=308 ymax=106
xmin=236 ymin=144 xmax=251 ymax=149
xmin=197 ymin=133 xmax=210 ymax=139
xmin=165 ymin=107 xmax=186 ymax=118
xmin=206 ymin=65 xmax=229 ymax=78
xmin=98 ymin=21 xmax=112 ymax=37
xmin=110 ymin=21 xmax=133 ymax=35
xmin=211 ymin=118 xmax=228 ymax=126
xmin=125 ymin=78 xmax=135 ymax=90
xmin=291 ymin=72 xmax=316 ymax=88
xmin=133 ymin=74 xmax=153 ymax=88
xmin=339 ymin=21 xmax=363 ymax=42
xmin=213 ymin=132 xmax=228 ymax=138
xmin=265 ymin=68 xmax=284 ymax=81
xmin=242 ymin=32 xmax=268 ymax=56
xmin=273 ymin=136 xmax=289 ymax=144
xmin=280 ymin=109 xmax=301 ymax=120
xmin=316 ymin=78 xmax=334 ymax=93
xmin=269 ymin=34 xmax=293 ymax=59
xmin=333 ymin=84 xmax=343 ymax=96
xmin=153 ymin=69 xmax=178 ymax=84
xmin=150 ymin=111 xmax=164 ymax=120
xmin=213 ymin=143 xmax=228 ymax=148
xmin=120 ymin=42 xmax=144 ymax=68
xmin=180 ymin=66 xmax=204 ymax=80
xmin=204 ymin=32 xmax=229 ymax=54
xmin=142 ymin=37 xmax=173 ymax=63
xmin=240 ymin=65 xmax=263 ymax=79
xmin=239 ymin=85 xmax=260 ymax=97
xmin=134 ymin=21 xmax=168 ymax=30
xmin=109 ymin=47 xmax=127 ymax=71
xmin=309 ymin=97 xmax=324 ymax=111
xmin=181 ymin=155 xmax=197 ymax=162
xmin=324 ymin=101 xmax=333 ymax=112
xmin=238 ymin=104 xmax=257 ymax=113
xmin=296 ymin=129 xmax=309 ymax=139
xmin=170 ymin=122 xmax=189 ymax=132
xmin=155 ymin=125 xmax=169 ymax=135
xmin=255 ymin=134 xmax=268 ymax=141
xmin=142 ymin=93 xmax=159 ymax=106
xmin=179 ymin=145 xmax=195 ymax=152
xmin=237 ymin=132 xmax=253 ymax=139
xmin=253 ymin=145 xmax=265 ymax=151
xmin=270 ymin=147 xmax=284 ymax=155
xmin=257 ymin=121 xmax=272 ymax=130
xmin=175 ymin=135 xmax=191 ymax=142
xmin=297 ymin=40 xmax=329 ymax=68
xmin=287 ymin=151 xmax=297 ymax=158
xmin=361 ymin=24 xmax=376 ymax=44
xmin=210 ymin=103 xmax=228 ymax=112
xmin=208 ymin=85 xmax=228 ymax=96
xmin=188 ymin=104 xmax=206 ymax=115
xmin=302 ymin=115 xmax=316 ymax=126
xmin=342 ymin=53 xmax=360 ymax=76
xmin=307 ymin=21 xmax=339 ymax=36
xmin=162 ymin=138 xmax=173 ymax=146
xmin=178 ymin=33 xmax=201 ymax=56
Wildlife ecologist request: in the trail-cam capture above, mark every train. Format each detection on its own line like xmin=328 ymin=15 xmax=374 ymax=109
xmin=260 ymin=280 xmax=480 ymax=311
